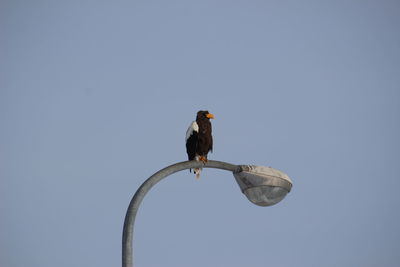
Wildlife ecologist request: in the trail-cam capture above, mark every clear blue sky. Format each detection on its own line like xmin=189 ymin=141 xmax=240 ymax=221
xmin=1 ymin=1 xmax=399 ymax=266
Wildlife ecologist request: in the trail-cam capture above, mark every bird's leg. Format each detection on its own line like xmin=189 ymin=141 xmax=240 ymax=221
xmin=199 ymin=156 xmax=208 ymax=164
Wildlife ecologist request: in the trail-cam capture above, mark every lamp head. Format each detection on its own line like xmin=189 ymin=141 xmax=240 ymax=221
xmin=233 ymin=165 xmax=292 ymax=206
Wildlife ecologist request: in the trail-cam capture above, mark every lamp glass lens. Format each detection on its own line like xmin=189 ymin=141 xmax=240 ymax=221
xmin=244 ymin=186 xmax=288 ymax=206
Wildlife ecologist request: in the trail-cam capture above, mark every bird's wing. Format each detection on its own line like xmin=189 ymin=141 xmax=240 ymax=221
xmin=186 ymin=121 xmax=199 ymax=161
xmin=185 ymin=121 xmax=199 ymax=141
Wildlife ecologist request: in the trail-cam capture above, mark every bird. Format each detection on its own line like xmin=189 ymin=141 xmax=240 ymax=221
xmin=185 ymin=110 xmax=215 ymax=178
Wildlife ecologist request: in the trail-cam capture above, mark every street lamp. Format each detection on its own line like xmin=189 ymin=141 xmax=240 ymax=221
xmin=122 ymin=160 xmax=292 ymax=267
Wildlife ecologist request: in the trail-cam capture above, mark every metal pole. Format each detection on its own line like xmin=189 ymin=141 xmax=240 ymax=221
xmin=122 ymin=160 xmax=240 ymax=267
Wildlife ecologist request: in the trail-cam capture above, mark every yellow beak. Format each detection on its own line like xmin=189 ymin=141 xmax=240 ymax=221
xmin=206 ymin=113 xmax=215 ymax=119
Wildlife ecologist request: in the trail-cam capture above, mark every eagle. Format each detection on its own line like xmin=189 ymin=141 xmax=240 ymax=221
xmin=185 ymin=110 xmax=215 ymax=178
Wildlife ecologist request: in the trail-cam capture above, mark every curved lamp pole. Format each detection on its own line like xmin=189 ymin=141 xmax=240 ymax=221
xmin=122 ymin=160 xmax=292 ymax=267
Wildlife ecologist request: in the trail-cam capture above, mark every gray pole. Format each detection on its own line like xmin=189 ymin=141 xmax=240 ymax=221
xmin=122 ymin=160 xmax=241 ymax=267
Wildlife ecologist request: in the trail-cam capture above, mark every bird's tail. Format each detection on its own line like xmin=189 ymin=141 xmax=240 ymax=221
xmin=194 ymin=155 xmax=203 ymax=179
xmin=194 ymin=168 xmax=202 ymax=179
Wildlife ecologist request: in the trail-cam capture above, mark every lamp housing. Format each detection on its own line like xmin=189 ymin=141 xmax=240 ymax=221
xmin=234 ymin=165 xmax=292 ymax=206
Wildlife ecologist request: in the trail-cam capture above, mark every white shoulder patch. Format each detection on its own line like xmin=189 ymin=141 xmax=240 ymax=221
xmin=185 ymin=121 xmax=199 ymax=141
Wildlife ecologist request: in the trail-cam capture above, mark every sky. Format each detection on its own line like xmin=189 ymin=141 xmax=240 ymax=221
xmin=1 ymin=0 xmax=400 ymax=266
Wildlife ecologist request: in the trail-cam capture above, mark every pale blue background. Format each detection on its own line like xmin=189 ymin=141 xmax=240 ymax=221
xmin=1 ymin=1 xmax=399 ymax=266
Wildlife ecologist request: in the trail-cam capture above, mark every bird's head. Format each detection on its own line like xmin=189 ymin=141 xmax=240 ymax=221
xmin=196 ymin=110 xmax=215 ymax=121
